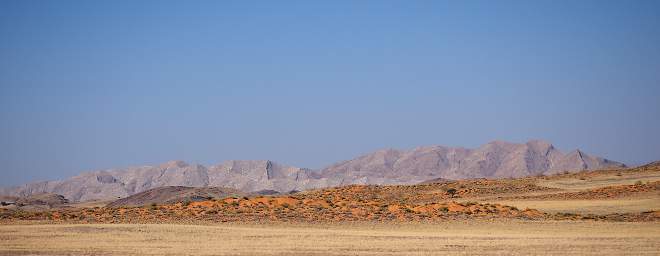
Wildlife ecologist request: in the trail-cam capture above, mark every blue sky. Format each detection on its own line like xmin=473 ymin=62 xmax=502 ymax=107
xmin=1 ymin=1 xmax=659 ymax=186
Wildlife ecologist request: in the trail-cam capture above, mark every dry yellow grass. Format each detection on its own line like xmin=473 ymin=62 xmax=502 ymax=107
xmin=1 ymin=221 xmax=659 ymax=255
xmin=479 ymin=169 xmax=660 ymax=215
xmin=538 ymin=172 xmax=660 ymax=191
xmin=489 ymin=197 xmax=660 ymax=214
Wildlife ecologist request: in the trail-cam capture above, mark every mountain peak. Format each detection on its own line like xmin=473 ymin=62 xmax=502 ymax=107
xmin=526 ymin=139 xmax=553 ymax=147
xmin=159 ymin=160 xmax=189 ymax=169
xmin=526 ymin=139 xmax=555 ymax=152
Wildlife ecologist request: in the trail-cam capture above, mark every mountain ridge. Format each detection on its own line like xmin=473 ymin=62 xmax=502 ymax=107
xmin=0 ymin=140 xmax=625 ymax=202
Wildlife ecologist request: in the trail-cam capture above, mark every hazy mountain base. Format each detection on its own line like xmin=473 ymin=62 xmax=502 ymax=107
xmin=0 ymin=140 xmax=624 ymax=202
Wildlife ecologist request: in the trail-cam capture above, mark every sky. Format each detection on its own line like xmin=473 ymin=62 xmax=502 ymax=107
xmin=1 ymin=0 xmax=659 ymax=186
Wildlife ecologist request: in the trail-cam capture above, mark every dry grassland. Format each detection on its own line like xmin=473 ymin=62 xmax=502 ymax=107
xmin=490 ymin=198 xmax=660 ymax=214
xmin=483 ymin=169 xmax=660 ymax=215
xmin=538 ymin=173 xmax=660 ymax=191
xmin=1 ymin=221 xmax=659 ymax=255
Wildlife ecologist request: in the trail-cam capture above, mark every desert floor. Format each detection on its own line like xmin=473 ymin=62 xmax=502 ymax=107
xmin=482 ymin=169 xmax=660 ymax=215
xmin=1 ymin=221 xmax=659 ymax=256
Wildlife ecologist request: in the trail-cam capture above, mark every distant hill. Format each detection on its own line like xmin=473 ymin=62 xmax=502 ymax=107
xmin=0 ymin=140 xmax=625 ymax=202
xmin=107 ymin=186 xmax=245 ymax=208
xmin=0 ymin=193 xmax=69 ymax=211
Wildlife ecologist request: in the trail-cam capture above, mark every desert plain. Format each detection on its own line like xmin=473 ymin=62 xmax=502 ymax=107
xmin=1 ymin=162 xmax=659 ymax=255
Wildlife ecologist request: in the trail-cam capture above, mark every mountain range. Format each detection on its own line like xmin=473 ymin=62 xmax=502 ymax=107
xmin=0 ymin=140 xmax=625 ymax=202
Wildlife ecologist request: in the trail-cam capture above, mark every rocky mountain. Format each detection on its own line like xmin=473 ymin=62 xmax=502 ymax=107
xmin=0 ymin=140 xmax=625 ymax=202
xmin=0 ymin=160 xmax=326 ymax=202
xmin=320 ymin=140 xmax=625 ymax=186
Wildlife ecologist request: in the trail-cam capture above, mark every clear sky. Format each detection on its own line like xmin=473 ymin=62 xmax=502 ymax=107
xmin=1 ymin=1 xmax=659 ymax=186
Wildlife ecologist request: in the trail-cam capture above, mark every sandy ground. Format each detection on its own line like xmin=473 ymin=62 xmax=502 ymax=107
xmin=489 ymin=197 xmax=660 ymax=214
xmin=537 ymin=172 xmax=660 ymax=191
xmin=484 ymin=171 xmax=660 ymax=215
xmin=1 ymin=221 xmax=659 ymax=255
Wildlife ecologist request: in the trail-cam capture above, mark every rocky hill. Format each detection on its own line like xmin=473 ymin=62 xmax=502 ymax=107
xmin=0 ymin=140 xmax=625 ymax=202
xmin=106 ymin=186 xmax=245 ymax=208
xmin=0 ymin=193 xmax=69 ymax=212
